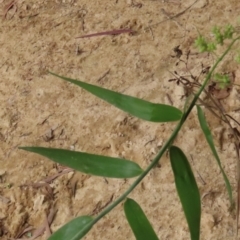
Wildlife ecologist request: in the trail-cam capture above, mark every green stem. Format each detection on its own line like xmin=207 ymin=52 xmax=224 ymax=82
xmin=79 ymin=36 xmax=240 ymax=238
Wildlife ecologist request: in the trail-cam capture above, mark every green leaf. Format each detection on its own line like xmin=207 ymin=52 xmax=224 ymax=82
xmin=124 ymin=198 xmax=159 ymax=240
xmin=195 ymin=35 xmax=208 ymax=52
xmin=213 ymin=73 xmax=231 ymax=89
xmin=212 ymin=26 xmax=224 ymax=45
xmin=19 ymin=147 xmax=143 ymax=178
xmin=223 ymin=24 xmax=234 ymax=39
xmin=169 ymin=146 xmax=201 ymax=240
xmin=196 ymin=105 xmax=233 ymax=204
xmin=48 ymin=215 xmax=93 ymax=240
xmin=49 ymin=72 xmax=182 ymax=122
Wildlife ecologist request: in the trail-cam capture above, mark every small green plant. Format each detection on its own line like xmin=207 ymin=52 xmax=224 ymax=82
xmin=195 ymin=24 xmax=235 ymax=52
xmin=213 ymin=73 xmax=231 ymax=89
xmin=20 ymin=25 xmax=240 ymax=240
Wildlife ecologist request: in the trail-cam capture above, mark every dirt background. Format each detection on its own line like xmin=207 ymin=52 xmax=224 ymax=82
xmin=1 ymin=0 xmax=240 ymax=239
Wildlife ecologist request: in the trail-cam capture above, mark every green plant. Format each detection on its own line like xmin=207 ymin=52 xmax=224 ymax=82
xmin=20 ymin=25 xmax=240 ymax=240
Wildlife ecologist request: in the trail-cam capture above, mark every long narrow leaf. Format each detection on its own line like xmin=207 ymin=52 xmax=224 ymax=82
xmin=19 ymin=147 xmax=143 ymax=178
xmin=49 ymin=72 xmax=182 ymax=122
xmin=124 ymin=198 xmax=159 ymax=240
xmin=48 ymin=216 xmax=93 ymax=240
xmin=169 ymin=146 xmax=201 ymax=240
xmin=196 ymin=105 xmax=233 ymax=204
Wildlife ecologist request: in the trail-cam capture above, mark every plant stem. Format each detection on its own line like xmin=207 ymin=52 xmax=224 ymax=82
xmin=80 ymin=36 xmax=240 ymax=238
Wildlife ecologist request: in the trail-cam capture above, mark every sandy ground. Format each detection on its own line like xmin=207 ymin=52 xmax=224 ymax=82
xmin=1 ymin=0 xmax=240 ymax=239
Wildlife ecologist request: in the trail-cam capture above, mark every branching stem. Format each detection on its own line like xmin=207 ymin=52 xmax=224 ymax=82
xmin=77 ymin=36 xmax=240 ymax=239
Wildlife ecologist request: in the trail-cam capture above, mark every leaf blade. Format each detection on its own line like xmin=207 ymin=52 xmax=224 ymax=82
xmin=19 ymin=147 xmax=143 ymax=178
xmin=49 ymin=72 xmax=182 ymax=122
xmin=124 ymin=198 xmax=159 ymax=240
xmin=48 ymin=216 xmax=93 ymax=240
xmin=169 ymin=146 xmax=201 ymax=240
xmin=196 ymin=105 xmax=232 ymax=204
